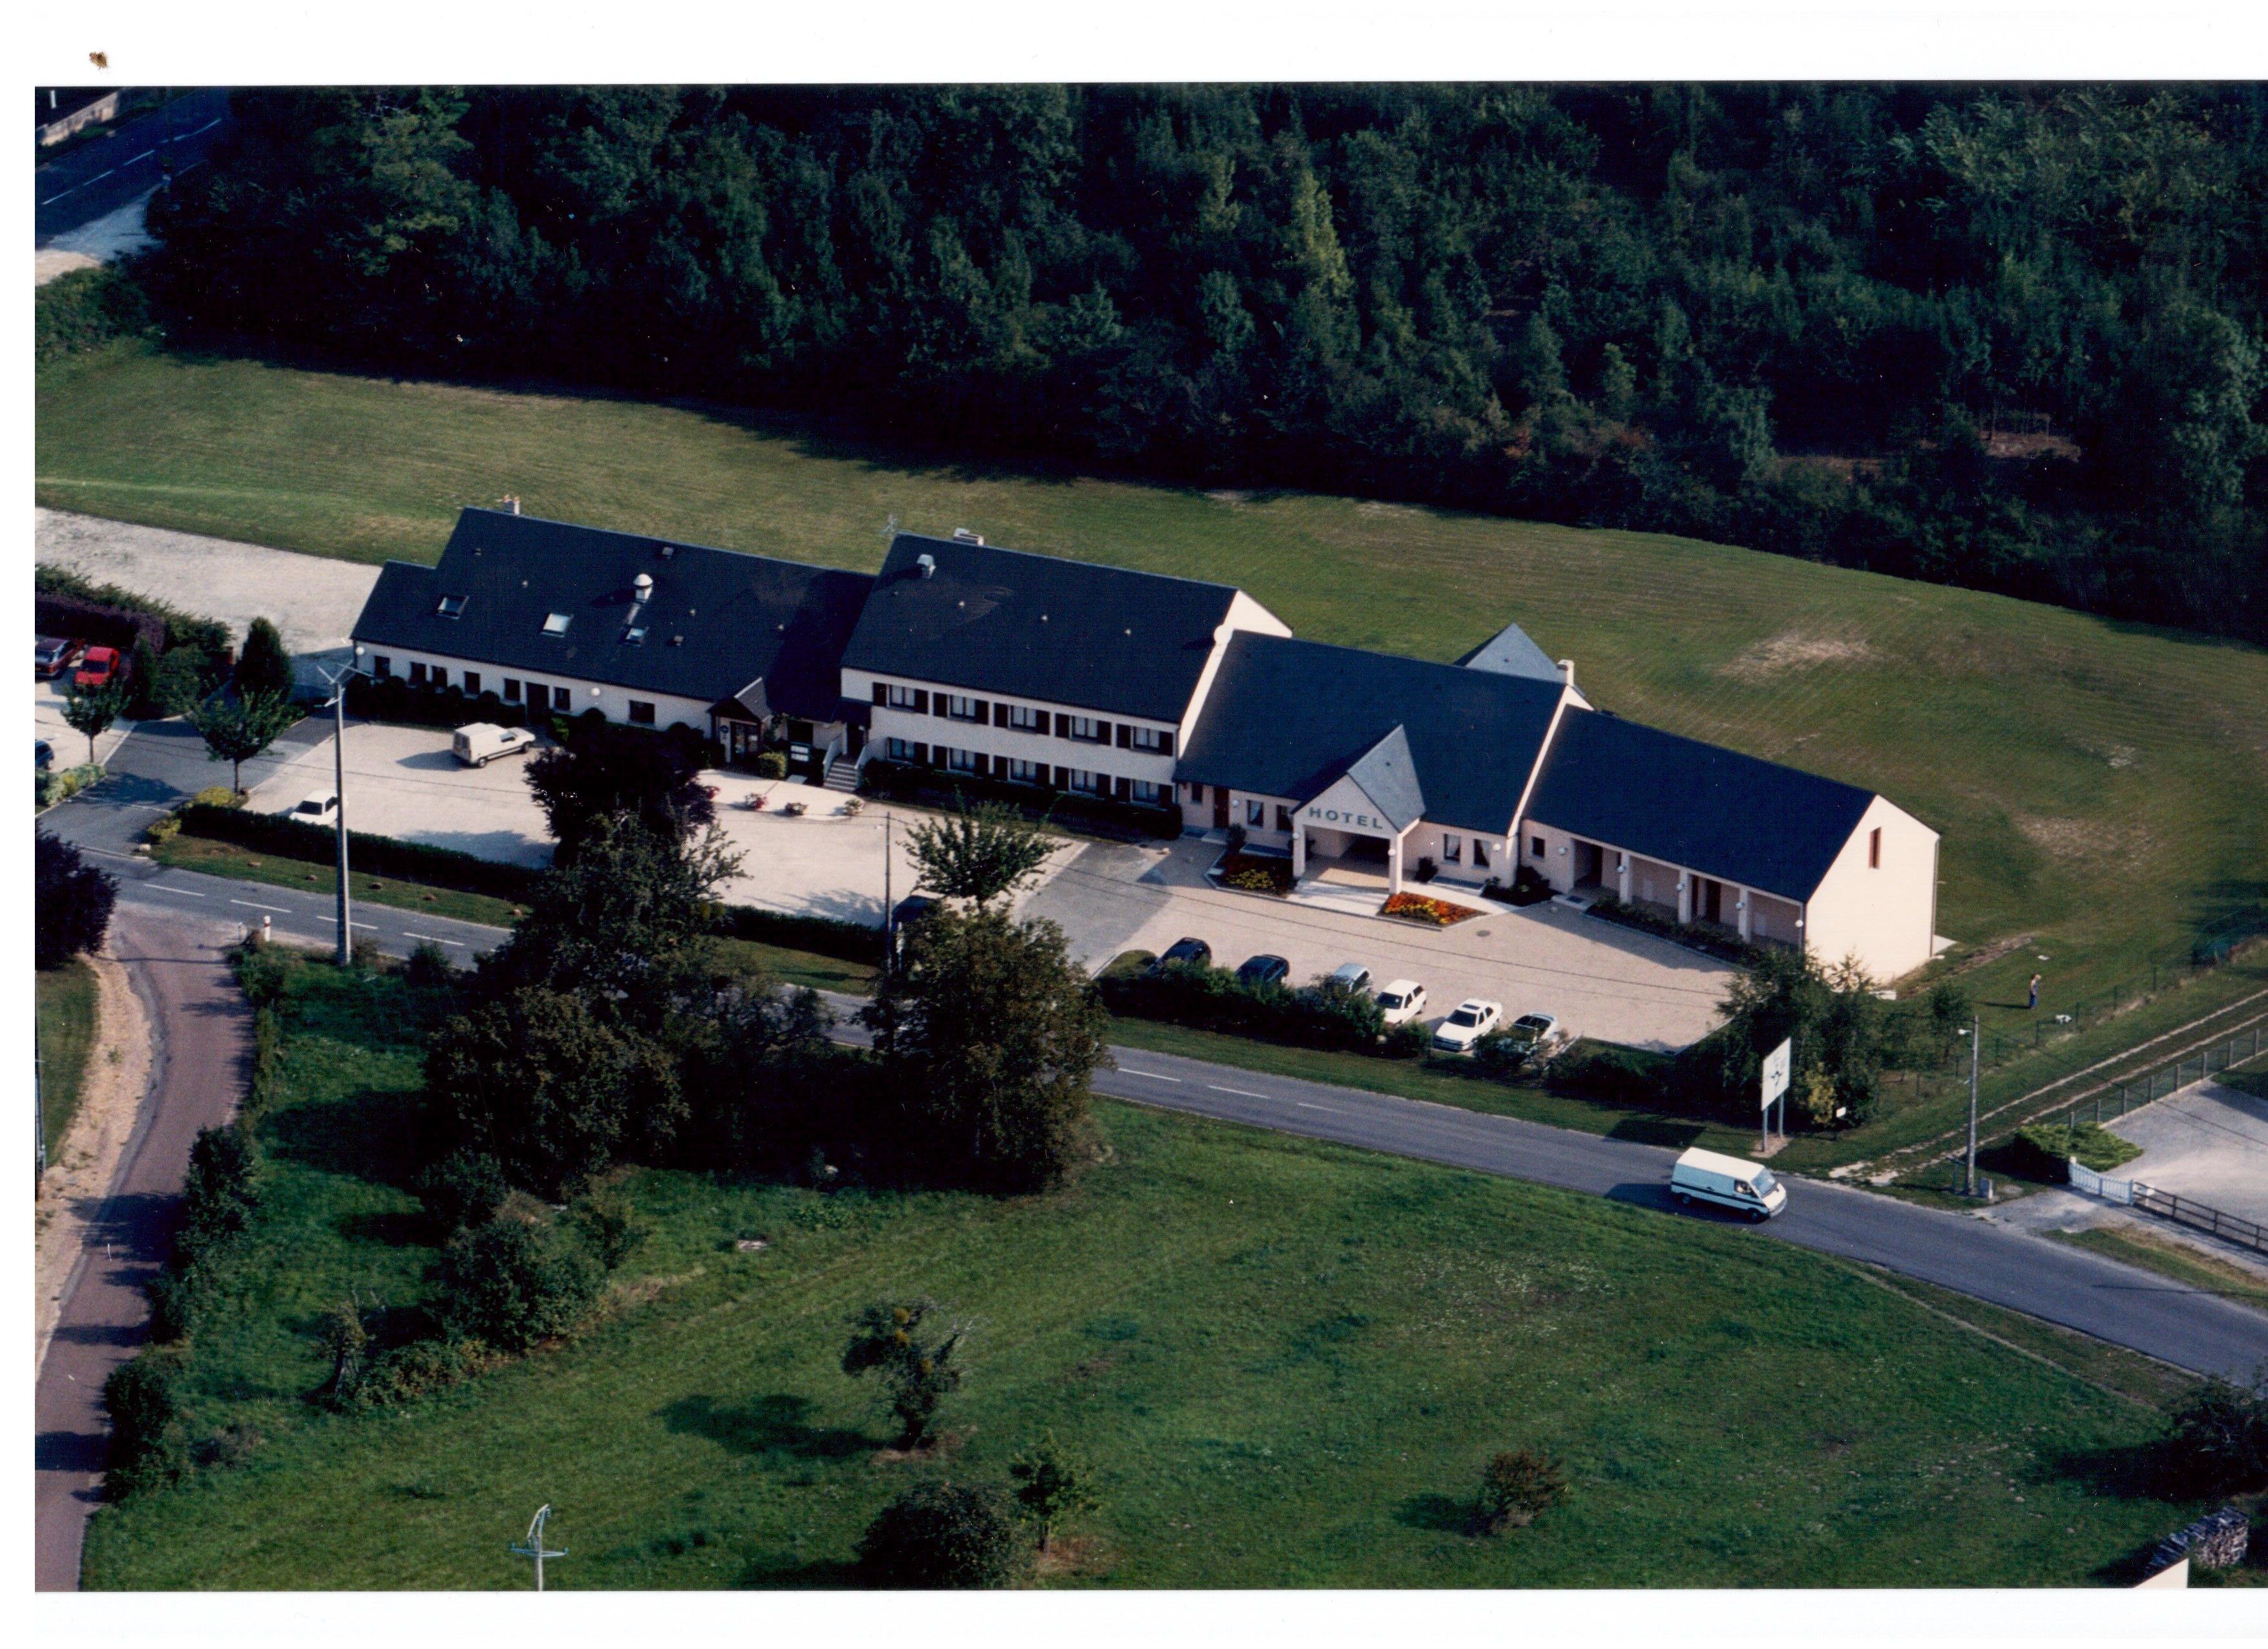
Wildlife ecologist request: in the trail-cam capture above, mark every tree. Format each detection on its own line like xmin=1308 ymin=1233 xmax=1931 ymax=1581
xmin=905 ymin=801 xmax=1055 ymax=907
xmin=1008 ymin=1432 xmax=1098 ymax=1551
xmin=525 ymin=722 xmax=715 ymax=854
xmin=858 ymin=1480 xmax=1029 ymax=1588
xmin=414 ymin=1149 xmax=511 ymax=1235
xmin=102 ymin=1354 xmax=187 ymax=1495
xmin=863 ymin=906 xmax=1108 ymax=1192
xmin=36 ymin=831 xmax=118 ymax=969
xmin=123 ymin=635 xmax=164 ymax=719
xmin=234 ymin=616 xmax=293 ymax=700
xmin=435 ymin=1215 xmax=604 ymax=1352
xmin=63 ymin=678 xmax=128 ymax=765
xmin=1478 ymin=1449 xmax=1569 ymax=1531
xmin=191 ymin=690 xmax=297 ymax=794
xmin=841 ymin=1297 xmax=966 ymax=1448
xmin=2161 ymin=1361 xmax=2268 ymax=1496
xmin=176 ymin=1125 xmax=261 ymax=1259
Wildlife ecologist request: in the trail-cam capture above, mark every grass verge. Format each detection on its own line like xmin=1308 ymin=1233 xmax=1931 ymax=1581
xmin=2048 ymin=1226 xmax=2268 ymax=1314
xmin=35 ymin=958 xmax=98 ymax=1160
xmin=79 ymin=953 xmax=2217 ymax=1590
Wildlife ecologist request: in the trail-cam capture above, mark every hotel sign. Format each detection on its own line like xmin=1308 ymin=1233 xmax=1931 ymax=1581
xmin=1307 ymin=804 xmax=1385 ymax=832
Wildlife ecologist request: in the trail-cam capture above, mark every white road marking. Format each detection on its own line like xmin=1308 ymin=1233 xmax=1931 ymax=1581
xmin=1294 ymin=1101 xmax=1345 ymax=1114
xmin=1122 ymin=1069 xmax=1182 ymax=1083
xmin=402 ymin=933 xmax=466 ymax=947
xmin=1208 ymin=1084 xmax=1268 ymax=1098
xmin=155 ymin=885 xmax=207 ymax=897
xmin=186 ymin=118 xmax=222 ymax=136
xmin=229 ymin=898 xmax=292 ymax=913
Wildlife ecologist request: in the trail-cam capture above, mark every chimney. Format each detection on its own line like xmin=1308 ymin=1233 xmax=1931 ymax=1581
xmin=951 ymin=528 xmax=984 ymax=545
xmin=633 ymin=572 xmax=655 ymax=600
xmin=1558 ymin=658 xmax=1575 ymax=689
xmin=502 ymin=494 xmax=521 ymax=515
xmin=915 ymin=553 xmax=937 ymax=579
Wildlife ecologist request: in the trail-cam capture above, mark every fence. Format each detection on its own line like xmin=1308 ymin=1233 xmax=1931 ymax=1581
xmin=2063 ymin=1022 xmax=2265 ymax=1129
xmin=2068 ymin=1164 xmax=2268 ymax=1256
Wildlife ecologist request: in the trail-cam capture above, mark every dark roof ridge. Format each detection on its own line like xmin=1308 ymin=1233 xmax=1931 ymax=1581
xmin=888 ymin=531 xmax=1248 ymax=599
xmin=452 ymin=507 xmax=859 ymax=582
xmin=1235 ymin=628 xmax=1566 ymax=686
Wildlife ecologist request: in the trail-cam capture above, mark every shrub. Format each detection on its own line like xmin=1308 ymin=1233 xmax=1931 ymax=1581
xmin=1099 ymin=963 xmax=1394 ymax=1055
xmin=571 ymin=1185 xmax=646 ymax=1270
xmin=755 ymin=750 xmax=788 ymax=778
xmin=103 ymin=1354 xmax=187 ymax=1495
xmin=859 ymin=1481 xmax=1030 ymax=1588
xmin=176 ymin=1125 xmax=260 ymax=1262
xmin=434 ymin=1217 xmax=604 ymax=1352
xmin=1546 ymin=1045 xmax=1665 ymax=1108
xmin=36 ymin=264 xmax=153 ymax=361
xmin=843 ymin=1297 xmax=967 ymax=1448
xmin=35 ymin=762 xmax=105 ymax=811
xmin=353 ymin=1336 xmax=491 ymax=1409
xmin=1008 ymin=1433 xmax=1098 ymax=1552
xmin=1478 ymin=1449 xmax=1570 ymax=1530
xmin=36 ymin=830 xmax=117 ymax=967
xmin=1215 ymin=850 xmax=1294 ymax=895
xmin=404 ymin=940 xmax=456 ymax=991
xmin=235 ymin=617 xmax=293 ymax=700
xmin=415 ymin=1150 xmax=512 ymax=1236
xmin=2160 ymin=1366 xmax=2268 ymax=1496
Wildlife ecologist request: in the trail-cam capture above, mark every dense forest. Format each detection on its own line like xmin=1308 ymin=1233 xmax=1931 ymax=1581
xmin=142 ymin=84 xmax=2268 ymax=640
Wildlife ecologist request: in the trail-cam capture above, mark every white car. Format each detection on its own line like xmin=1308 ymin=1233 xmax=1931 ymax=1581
xmin=291 ymin=791 xmax=339 ymax=821
xmin=1374 ymin=979 xmax=1428 ymax=1026
xmin=453 ymin=722 xmax=539 ymax=768
xmin=1431 ymin=998 xmax=1504 ymax=1055
xmin=1504 ymin=1012 xmax=1563 ymax=1055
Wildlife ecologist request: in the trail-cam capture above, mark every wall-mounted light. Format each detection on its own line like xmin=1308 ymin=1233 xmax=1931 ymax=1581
xmin=1557 ymin=846 xmax=1568 ymax=856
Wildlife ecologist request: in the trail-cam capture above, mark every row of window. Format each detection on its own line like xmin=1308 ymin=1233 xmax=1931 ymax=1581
xmin=370 ymin=657 xmax=655 ymax=723
xmin=881 ymin=739 xmax=1167 ymax=803
xmin=874 ymin=682 xmax=1173 ymax=754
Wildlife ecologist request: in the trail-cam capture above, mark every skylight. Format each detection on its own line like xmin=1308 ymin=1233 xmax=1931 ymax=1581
xmin=624 ymin=625 xmax=647 ymax=644
xmin=541 ymin=612 xmax=572 ymax=636
xmin=437 ymin=594 xmax=467 ymax=618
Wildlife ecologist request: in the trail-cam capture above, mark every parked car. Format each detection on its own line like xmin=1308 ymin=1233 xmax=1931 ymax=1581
xmin=1503 ymin=1012 xmax=1563 ymax=1055
xmin=1373 ymin=979 xmax=1428 ymax=1025
xmin=1149 ymin=937 xmax=1213 ymax=974
xmin=1236 ymin=954 xmax=1290 ymax=988
xmin=1670 ymin=1147 xmax=1787 ymax=1223
xmin=1431 ymin=998 xmax=1504 ymax=1055
xmin=291 ymin=791 xmax=340 ymax=822
xmin=35 ymin=636 xmax=84 ymax=679
xmin=35 ymin=739 xmax=54 ymax=772
xmin=72 ymin=646 xmax=121 ymax=689
xmin=452 ymin=722 xmax=538 ymax=768
xmin=1327 ymin=962 xmax=1372 ymax=994
xmin=890 ymin=894 xmax=938 ymax=930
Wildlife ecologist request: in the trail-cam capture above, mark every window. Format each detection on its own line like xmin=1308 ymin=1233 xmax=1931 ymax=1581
xmin=628 ymin=700 xmax=656 ymax=726
xmin=552 ymin=685 xmax=573 ymax=711
xmin=1065 ymin=715 xmax=1104 ymax=742
xmin=1188 ymin=782 xmax=1206 ymax=803
xmin=1443 ymin=835 xmax=1462 ymax=864
xmin=463 ymin=672 xmax=481 ymax=696
xmin=1246 ymin=800 xmax=1266 ymax=828
xmin=945 ymin=695 xmax=985 ymax=722
xmin=1131 ymin=779 xmax=1165 ymax=804
xmin=372 ymin=655 xmax=392 ymax=679
xmin=1067 ymin=769 xmax=1100 ymax=795
xmin=437 ymin=594 xmax=467 ymax=618
xmin=946 ymin=748 xmax=981 ymax=773
xmin=1473 ymin=838 xmax=1491 ymax=870
xmin=885 ymin=684 xmax=922 ymax=710
xmin=1003 ymin=757 xmax=1045 ymax=785
xmin=502 ymin=678 xmax=521 ymax=702
xmin=1531 ymin=835 xmax=1546 ymax=857
xmin=1869 ymin=826 xmax=1882 ymax=869
xmin=408 ymin=662 xmax=429 ymax=686
xmin=624 ymin=625 xmax=647 ymax=645
xmin=1129 ymin=725 xmax=1173 ymax=754
xmin=1005 ymin=704 xmax=1044 ymax=732
xmin=886 ymin=737 xmax=910 ymax=762
xmin=542 ymin=612 xmax=572 ymax=637
xmin=1276 ymin=804 xmax=1295 ymax=833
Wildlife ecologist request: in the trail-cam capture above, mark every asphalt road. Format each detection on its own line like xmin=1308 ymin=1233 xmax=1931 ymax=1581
xmin=35 ymin=88 xmax=233 ymax=245
xmin=35 ymin=907 xmax=251 ymax=1591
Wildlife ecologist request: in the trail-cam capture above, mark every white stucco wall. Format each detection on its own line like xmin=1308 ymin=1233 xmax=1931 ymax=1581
xmin=1801 ymin=794 xmax=1940 ymax=984
xmin=352 ymin=641 xmax=715 ymax=733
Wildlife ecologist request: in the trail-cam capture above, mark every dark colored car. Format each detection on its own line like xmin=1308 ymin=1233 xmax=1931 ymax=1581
xmin=1148 ymin=936 xmax=1213 ymax=974
xmin=73 ymin=645 xmax=121 ymax=689
xmin=35 ymin=636 xmax=83 ymax=679
xmin=1235 ymin=954 xmax=1290 ymax=988
xmin=35 ymin=739 xmax=54 ymax=772
xmin=890 ymin=894 xmax=938 ymax=931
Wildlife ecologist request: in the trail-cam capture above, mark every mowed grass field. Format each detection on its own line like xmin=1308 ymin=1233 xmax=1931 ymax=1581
xmin=79 ymin=960 xmax=2207 ymax=1590
xmin=35 ymin=958 xmax=98 ymax=1160
xmin=36 ymin=345 xmax=2268 ymax=1042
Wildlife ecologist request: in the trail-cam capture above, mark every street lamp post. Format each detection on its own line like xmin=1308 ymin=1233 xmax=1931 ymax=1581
xmin=317 ymin=651 xmax=369 ymax=967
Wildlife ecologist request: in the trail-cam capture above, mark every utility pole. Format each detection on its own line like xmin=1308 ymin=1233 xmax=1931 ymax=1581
xmin=1964 ymin=1014 xmax=1980 ymax=1197
xmin=36 ymin=1055 xmax=46 ymax=1191
xmin=511 ymin=1504 xmax=566 ymax=1591
xmin=881 ymin=811 xmax=893 ymax=972
xmin=317 ymin=655 xmax=368 ymax=966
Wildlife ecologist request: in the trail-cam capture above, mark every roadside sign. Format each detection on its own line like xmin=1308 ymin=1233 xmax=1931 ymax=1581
xmin=1761 ymin=1038 xmax=1792 ymax=1110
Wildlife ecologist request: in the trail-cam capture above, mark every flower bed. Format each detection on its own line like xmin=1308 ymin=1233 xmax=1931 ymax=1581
xmin=1381 ymin=891 xmax=1484 ymax=927
xmin=1213 ymin=850 xmax=1294 ymax=896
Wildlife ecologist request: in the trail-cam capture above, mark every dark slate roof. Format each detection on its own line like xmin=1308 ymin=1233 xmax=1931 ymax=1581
xmin=1523 ymin=708 xmax=1879 ymax=903
xmin=1332 ymin=726 xmax=1426 ymax=832
xmin=1177 ymin=633 xmax=1565 ymax=834
xmin=348 ymin=509 xmax=874 ymax=722
xmin=840 ymin=534 xmax=1245 ymax=722
xmin=1456 ymin=618 xmax=1564 ymax=684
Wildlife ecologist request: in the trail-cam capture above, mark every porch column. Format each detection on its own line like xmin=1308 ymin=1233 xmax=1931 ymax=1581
xmin=1617 ymin=852 xmax=1632 ymax=903
xmin=1677 ymin=872 xmax=1693 ymax=925
xmin=1387 ymin=832 xmax=1404 ymax=896
xmin=1736 ymin=887 xmax=1752 ymax=943
xmin=1292 ymin=821 xmax=1307 ymax=879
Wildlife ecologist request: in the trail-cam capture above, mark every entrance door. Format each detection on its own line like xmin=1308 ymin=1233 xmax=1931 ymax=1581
xmin=1700 ymin=879 xmax=1723 ymax=923
xmin=1213 ymin=788 xmax=1231 ymax=830
xmin=1573 ymin=841 xmax=1603 ymax=887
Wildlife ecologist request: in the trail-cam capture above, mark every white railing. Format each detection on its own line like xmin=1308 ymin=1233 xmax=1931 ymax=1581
xmin=2070 ymin=1161 xmax=2267 ymax=1254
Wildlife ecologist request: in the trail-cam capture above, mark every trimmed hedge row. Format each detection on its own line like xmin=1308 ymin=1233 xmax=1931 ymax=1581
xmin=1100 ymin=960 xmax=1427 ymax=1058
xmin=857 ymin=757 xmax=1181 ymax=841
xmin=174 ymin=804 xmax=887 ymax=965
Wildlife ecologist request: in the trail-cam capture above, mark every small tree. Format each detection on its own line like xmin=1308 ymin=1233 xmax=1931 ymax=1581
xmin=842 ymin=1297 xmax=966 ymax=1448
xmin=234 ymin=616 xmax=293 ymax=700
xmin=2161 ymin=1361 xmax=2268 ymax=1496
xmin=103 ymin=1354 xmax=187 ymax=1495
xmin=435 ymin=1215 xmax=604 ymax=1352
xmin=124 ymin=635 xmax=163 ymax=719
xmin=36 ymin=830 xmax=118 ymax=968
xmin=414 ymin=1149 xmax=511 ymax=1235
xmin=63 ymin=678 xmax=129 ymax=764
xmin=525 ymin=722 xmax=715 ymax=854
xmin=1008 ymin=1432 xmax=1098 ymax=1552
xmin=192 ymin=689 xmax=297 ymax=794
xmin=1478 ymin=1449 xmax=1569 ymax=1531
xmin=176 ymin=1125 xmax=260 ymax=1261
xmin=319 ymin=1297 xmax=370 ymax=1406
xmin=905 ymin=801 xmax=1054 ymax=906
xmin=859 ymin=1481 xmax=1029 ymax=1588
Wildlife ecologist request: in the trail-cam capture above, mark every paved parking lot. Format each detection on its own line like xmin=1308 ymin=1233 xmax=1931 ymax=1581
xmin=1022 ymin=836 xmax=1736 ymax=1051
xmin=2106 ymin=1077 xmax=2268 ymax=1226
xmin=35 ymin=678 xmax=134 ymax=770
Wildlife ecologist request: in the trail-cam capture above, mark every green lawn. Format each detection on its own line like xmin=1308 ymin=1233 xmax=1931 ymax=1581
xmin=79 ymin=956 xmax=2216 ymax=1590
xmin=36 ymin=344 xmax=2268 ymax=1158
xmin=36 ymin=958 xmax=99 ymax=1161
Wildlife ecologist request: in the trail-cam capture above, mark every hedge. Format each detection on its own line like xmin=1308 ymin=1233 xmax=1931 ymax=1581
xmin=709 ymin=902 xmax=887 ymax=966
xmin=35 ymin=564 xmax=230 ymax=657
xmin=1100 ymin=961 xmax=1424 ymax=1058
xmin=1586 ymin=896 xmax=1770 ymax=968
xmin=857 ymin=758 xmax=1181 ymax=841
xmin=346 ymin=674 xmax=536 ymax=731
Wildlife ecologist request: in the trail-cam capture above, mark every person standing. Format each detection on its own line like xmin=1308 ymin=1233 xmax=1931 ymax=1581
xmin=2028 ymin=972 xmax=2041 ymax=1012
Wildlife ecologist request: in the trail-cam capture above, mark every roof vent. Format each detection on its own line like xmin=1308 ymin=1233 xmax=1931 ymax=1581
xmin=916 ymin=553 xmax=937 ymax=579
xmin=658 ymin=543 xmax=677 ymax=560
xmin=1557 ymin=658 xmax=1575 ymax=687
xmin=502 ymin=495 xmax=521 ymax=516
xmin=951 ymin=529 xmax=983 ymax=544
xmin=437 ymin=594 xmax=467 ymax=618
xmin=633 ymin=572 xmax=655 ymax=600
xmin=671 ymin=635 xmax=686 ymax=647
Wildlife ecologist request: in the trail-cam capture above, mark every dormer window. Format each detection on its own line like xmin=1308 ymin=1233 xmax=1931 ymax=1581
xmin=541 ymin=612 xmax=572 ymax=637
xmin=624 ymin=626 xmax=647 ymax=645
xmin=437 ymin=594 xmax=468 ymax=618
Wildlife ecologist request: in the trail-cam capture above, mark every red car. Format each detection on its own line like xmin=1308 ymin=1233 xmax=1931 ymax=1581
xmin=73 ymin=646 xmax=121 ymax=689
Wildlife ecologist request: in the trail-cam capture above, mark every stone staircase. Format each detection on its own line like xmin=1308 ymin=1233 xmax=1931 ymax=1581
xmin=823 ymin=755 xmax=861 ymax=793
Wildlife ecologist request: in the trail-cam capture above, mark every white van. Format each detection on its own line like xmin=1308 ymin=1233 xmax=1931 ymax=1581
xmin=1670 ymin=1147 xmax=1789 ymax=1223
xmin=452 ymin=723 xmax=538 ymax=768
